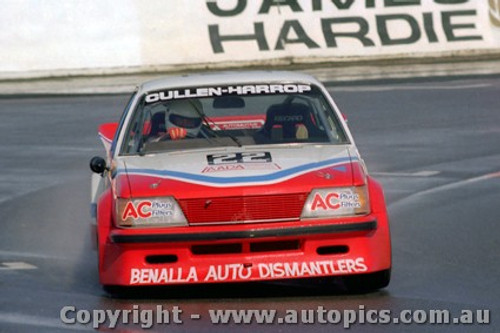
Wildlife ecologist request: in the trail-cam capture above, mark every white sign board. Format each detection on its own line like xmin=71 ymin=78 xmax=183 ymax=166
xmin=0 ymin=0 xmax=499 ymax=77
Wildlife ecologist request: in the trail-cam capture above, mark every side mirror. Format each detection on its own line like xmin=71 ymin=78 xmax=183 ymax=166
xmin=90 ymin=156 xmax=108 ymax=174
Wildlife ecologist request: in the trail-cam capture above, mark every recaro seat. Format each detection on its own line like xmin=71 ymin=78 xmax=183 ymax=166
xmin=261 ymin=103 xmax=326 ymax=141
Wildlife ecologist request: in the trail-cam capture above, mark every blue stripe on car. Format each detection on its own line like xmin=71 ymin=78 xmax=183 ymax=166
xmin=118 ymin=156 xmax=355 ymax=185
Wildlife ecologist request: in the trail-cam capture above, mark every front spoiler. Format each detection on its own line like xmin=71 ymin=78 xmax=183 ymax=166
xmin=110 ymin=220 xmax=377 ymax=244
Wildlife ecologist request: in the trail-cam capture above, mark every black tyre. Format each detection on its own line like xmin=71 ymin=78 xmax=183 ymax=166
xmin=102 ymin=285 xmax=139 ymax=298
xmin=342 ymin=269 xmax=391 ymax=293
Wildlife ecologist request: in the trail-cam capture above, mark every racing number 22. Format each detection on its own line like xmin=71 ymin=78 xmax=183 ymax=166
xmin=207 ymin=152 xmax=272 ymax=165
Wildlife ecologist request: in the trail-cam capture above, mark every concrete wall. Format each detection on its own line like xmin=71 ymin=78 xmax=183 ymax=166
xmin=1 ymin=0 xmax=500 ymax=79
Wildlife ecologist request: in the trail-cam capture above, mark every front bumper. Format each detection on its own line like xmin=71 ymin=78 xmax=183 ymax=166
xmin=99 ymin=217 xmax=391 ymax=286
xmin=111 ymin=220 xmax=376 ymax=243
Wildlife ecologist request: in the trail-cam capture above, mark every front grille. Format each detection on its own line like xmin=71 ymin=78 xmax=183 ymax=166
xmin=179 ymin=193 xmax=307 ymax=224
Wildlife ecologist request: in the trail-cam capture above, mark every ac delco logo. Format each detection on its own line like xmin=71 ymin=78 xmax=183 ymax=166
xmin=311 ymin=193 xmax=341 ymax=211
xmin=122 ymin=201 xmax=152 ymax=220
xmin=310 ymin=192 xmax=361 ymax=211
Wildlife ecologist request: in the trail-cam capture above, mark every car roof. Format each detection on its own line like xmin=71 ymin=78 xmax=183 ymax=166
xmin=137 ymin=71 xmax=323 ymax=94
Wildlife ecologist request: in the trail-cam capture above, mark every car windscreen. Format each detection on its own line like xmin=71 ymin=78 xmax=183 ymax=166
xmin=120 ymin=83 xmax=349 ymax=155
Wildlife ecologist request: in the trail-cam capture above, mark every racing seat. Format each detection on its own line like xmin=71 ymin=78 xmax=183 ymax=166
xmin=259 ymin=103 xmax=326 ymax=142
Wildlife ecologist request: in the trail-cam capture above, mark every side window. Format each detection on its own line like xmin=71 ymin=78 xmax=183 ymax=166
xmin=123 ymin=102 xmax=146 ymax=154
xmin=318 ymin=98 xmax=348 ymax=144
xmin=121 ymin=99 xmax=163 ymax=154
xmin=110 ymin=91 xmax=137 ymax=156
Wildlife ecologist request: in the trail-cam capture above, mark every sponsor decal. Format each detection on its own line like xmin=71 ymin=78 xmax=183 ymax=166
xmin=206 ymin=0 xmax=486 ymax=55
xmin=130 ymin=267 xmax=198 ymax=284
xmin=201 ymin=163 xmax=281 ymax=173
xmin=274 ymin=115 xmax=303 ymax=122
xmin=202 ymin=164 xmax=245 ymax=173
xmin=311 ymin=191 xmax=361 ymax=211
xmin=145 ymin=84 xmax=311 ymax=104
xmin=122 ymin=201 xmax=174 ymax=220
xmin=207 ymin=152 xmax=272 ymax=165
xmin=210 ymin=119 xmax=265 ymax=130
xmin=130 ymin=257 xmax=368 ymax=284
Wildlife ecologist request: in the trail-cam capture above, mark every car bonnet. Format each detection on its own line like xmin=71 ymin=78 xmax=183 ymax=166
xmin=113 ymin=145 xmax=364 ymax=198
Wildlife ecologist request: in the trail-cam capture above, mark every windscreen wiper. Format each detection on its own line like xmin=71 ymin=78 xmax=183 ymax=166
xmin=188 ymin=99 xmax=242 ymax=147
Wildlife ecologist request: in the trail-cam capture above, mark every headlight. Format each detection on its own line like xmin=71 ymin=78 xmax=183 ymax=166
xmin=301 ymin=186 xmax=370 ymax=218
xmin=116 ymin=197 xmax=187 ymax=227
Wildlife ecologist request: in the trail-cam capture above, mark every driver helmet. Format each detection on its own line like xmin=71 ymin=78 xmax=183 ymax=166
xmin=164 ymin=99 xmax=203 ymax=138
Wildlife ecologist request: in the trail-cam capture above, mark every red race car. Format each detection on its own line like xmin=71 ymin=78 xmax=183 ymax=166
xmin=90 ymin=71 xmax=391 ymax=292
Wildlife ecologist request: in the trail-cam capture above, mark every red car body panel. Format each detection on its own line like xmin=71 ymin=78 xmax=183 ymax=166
xmin=96 ymin=172 xmax=390 ymax=286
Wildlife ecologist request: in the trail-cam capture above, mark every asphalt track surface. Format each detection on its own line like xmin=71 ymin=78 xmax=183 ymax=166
xmin=0 ymin=75 xmax=499 ymax=332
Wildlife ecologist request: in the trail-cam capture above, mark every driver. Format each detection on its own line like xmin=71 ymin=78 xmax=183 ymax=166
xmin=158 ymin=99 xmax=203 ymax=140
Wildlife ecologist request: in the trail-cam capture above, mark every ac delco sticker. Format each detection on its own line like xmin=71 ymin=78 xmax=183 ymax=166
xmin=122 ymin=201 xmax=173 ymax=220
xmin=311 ymin=191 xmax=361 ymax=211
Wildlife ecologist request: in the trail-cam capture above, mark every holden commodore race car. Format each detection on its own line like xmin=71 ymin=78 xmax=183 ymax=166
xmin=90 ymin=71 xmax=391 ymax=292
